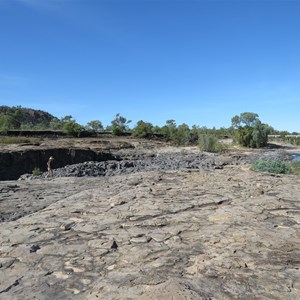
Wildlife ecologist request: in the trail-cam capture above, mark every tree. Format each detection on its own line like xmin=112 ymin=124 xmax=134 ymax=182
xmin=190 ymin=125 xmax=199 ymax=144
xmin=231 ymin=115 xmax=240 ymax=128
xmin=240 ymin=112 xmax=259 ymax=126
xmin=251 ymin=120 xmax=269 ymax=148
xmin=235 ymin=126 xmax=253 ymax=147
xmin=111 ymin=113 xmax=131 ymax=136
xmin=63 ymin=120 xmax=84 ymax=137
xmin=160 ymin=119 xmax=177 ymax=141
xmin=232 ymin=112 xmax=269 ymax=148
xmin=232 ymin=112 xmax=259 ymax=128
xmin=86 ymin=120 xmax=103 ymax=131
xmin=172 ymin=123 xmax=190 ymax=145
xmin=61 ymin=115 xmax=73 ymax=123
xmin=49 ymin=119 xmax=63 ymax=130
xmin=132 ymin=120 xmax=154 ymax=138
xmin=0 ymin=114 xmax=20 ymax=132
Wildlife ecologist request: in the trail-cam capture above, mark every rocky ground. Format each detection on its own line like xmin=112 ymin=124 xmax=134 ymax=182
xmin=1 ymin=139 xmax=300 ymax=299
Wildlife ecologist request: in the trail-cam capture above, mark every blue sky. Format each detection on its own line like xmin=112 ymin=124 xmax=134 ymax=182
xmin=0 ymin=0 xmax=299 ymax=132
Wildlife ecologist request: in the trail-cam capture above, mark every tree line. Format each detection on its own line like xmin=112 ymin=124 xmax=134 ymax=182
xmin=0 ymin=106 xmax=298 ymax=149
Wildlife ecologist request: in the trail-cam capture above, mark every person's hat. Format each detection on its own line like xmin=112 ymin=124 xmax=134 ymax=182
xmin=49 ymin=156 xmax=54 ymax=160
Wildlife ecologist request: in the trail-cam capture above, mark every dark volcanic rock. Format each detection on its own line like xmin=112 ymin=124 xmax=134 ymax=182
xmin=19 ymin=152 xmax=236 ymax=180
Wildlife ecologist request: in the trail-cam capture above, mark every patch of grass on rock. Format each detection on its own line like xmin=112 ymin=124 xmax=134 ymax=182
xmin=251 ymin=159 xmax=291 ymax=174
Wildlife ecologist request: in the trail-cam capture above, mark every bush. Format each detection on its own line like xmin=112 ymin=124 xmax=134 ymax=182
xmin=291 ymin=161 xmax=300 ymax=175
xmin=132 ymin=120 xmax=153 ymax=138
xmin=32 ymin=167 xmax=41 ymax=176
xmin=63 ymin=120 xmax=84 ymax=137
xmin=198 ymin=134 xmax=226 ymax=153
xmin=111 ymin=114 xmax=131 ymax=136
xmin=0 ymin=114 xmax=21 ymax=132
xmin=172 ymin=123 xmax=190 ymax=145
xmin=251 ymin=159 xmax=291 ymax=174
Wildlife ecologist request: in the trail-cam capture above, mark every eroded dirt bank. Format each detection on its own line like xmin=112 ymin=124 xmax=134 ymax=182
xmin=0 ymin=137 xmax=135 ymax=180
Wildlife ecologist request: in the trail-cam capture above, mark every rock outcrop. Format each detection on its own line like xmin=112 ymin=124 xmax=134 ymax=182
xmin=1 ymin=162 xmax=300 ymax=299
xmin=19 ymin=151 xmax=238 ymax=180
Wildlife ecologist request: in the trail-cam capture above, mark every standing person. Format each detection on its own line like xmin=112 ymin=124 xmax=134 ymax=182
xmin=46 ymin=156 xmax=54 ymax=177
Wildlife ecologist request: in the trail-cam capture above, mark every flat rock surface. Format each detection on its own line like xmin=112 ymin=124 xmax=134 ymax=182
xmin=1 ymin=163 xmax=300 ymax=299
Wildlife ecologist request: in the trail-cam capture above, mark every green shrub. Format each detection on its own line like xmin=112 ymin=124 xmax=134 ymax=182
xmin=291 ymin=161 xmax=300 ymax=175
xmin=132 ymin=120 xmax=153 ymax=138
xmin=32 ymin=167 xmax=41 ymax=176
xmin=111 ymin=114 xmax=131 ymax=136
xmin=63 ymin=120 xmax=84 ymax=137
xmin=198 ymin=134 xmax=226 ymax=153
xmin=251 ymin=159 xmax=291 ymax=174
xmin=172 ymin=123 xmax=190 ymax=145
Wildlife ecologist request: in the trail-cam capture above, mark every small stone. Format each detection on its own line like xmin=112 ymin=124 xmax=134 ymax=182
xmin=30 ymin=244 xmax=40 ymax=253
xmin=111 ymin=241 xmax=118 ymax=250
xmin=61 ymin=222 xmax=76 ymax=231
xmin=44 ymin=271 xmax=53 ymax=276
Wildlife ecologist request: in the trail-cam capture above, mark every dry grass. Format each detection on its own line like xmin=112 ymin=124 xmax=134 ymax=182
xmin=0 ymin=136 xmax=41 ymax=145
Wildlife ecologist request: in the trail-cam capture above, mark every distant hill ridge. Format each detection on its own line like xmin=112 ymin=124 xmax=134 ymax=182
xmin=0 ymin=105 xmax=57 ymax=128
